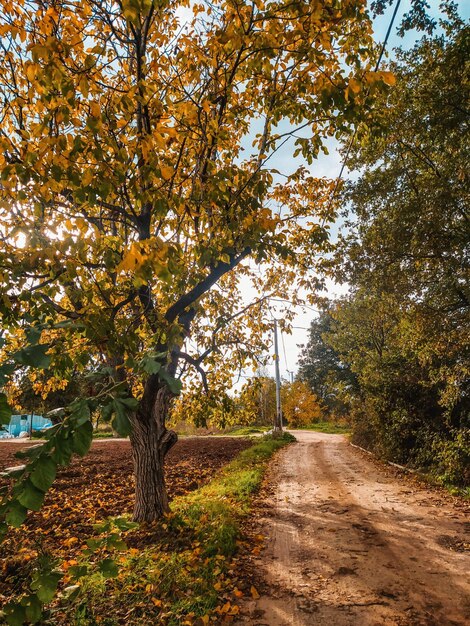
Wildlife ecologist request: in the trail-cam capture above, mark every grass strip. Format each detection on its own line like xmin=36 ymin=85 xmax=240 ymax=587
xmin=63 ymin=433 xmax=295 ymax=626
xmin=291 ymin=421 xmax=351 ymax=435
xmin=221 ymin=426 xmax=268 ymax=437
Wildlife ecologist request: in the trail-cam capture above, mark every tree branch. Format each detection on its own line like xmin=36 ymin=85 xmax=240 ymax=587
xmin=164 ymin=247 xmax=252 ymax=323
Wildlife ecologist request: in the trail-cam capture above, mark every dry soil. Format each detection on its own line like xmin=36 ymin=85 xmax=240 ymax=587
xmin=239 ymin=431 xmax=470 ymax=626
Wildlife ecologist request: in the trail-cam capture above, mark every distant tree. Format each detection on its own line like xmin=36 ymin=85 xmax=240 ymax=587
xmin=169 ymin=385 xmax=237 ymax=430
xmin=297 ymin=311 xmax=356 ymax=417
xmin=5 ymin=371 xmax=86 ymax=417
xmin=281 ymin=380 xmax=322 ymax=428
xmin=238 ymin=376 xmax=277 ymax=427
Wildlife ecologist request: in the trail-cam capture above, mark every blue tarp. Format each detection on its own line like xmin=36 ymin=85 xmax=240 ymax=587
xmin=0 ymin=414 xmax=52 ymax=438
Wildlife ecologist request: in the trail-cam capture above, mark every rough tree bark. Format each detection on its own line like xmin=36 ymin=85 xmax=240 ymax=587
xmin=130 ymin=379 xmax=177 ymax=522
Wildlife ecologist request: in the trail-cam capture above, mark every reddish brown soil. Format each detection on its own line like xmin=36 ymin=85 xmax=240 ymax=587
xmin=238 ymin=431 xmax=470 ymax=626
xmin=0 ymin=436 xmax=251 ymax=598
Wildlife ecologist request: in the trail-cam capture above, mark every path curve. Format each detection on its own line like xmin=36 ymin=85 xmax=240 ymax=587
xmin=240 ymin=431 xmax=470 ymax=626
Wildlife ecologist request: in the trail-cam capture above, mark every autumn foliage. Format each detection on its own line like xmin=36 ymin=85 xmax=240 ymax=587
xmin=0 ymin=0 xmax=390 ymax=526
xmin=281 ymin=381 xmax=322 ymax=428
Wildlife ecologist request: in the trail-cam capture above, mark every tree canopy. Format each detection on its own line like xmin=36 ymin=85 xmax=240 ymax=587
xmin=0 ymin=0 xmax=390 ymax=526
xmin=304 ymin=18 xmax=469 ymax=483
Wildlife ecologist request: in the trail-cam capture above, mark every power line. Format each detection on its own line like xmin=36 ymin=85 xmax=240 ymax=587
xmin=267 ymin=298 xmax=321 ymax=312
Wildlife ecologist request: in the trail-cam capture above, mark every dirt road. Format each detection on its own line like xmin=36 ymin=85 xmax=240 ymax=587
xmin=240 ymin=431 xmax=470 ymax=626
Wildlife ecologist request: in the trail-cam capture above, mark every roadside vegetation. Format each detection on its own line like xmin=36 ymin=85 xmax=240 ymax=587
xmin=298 ymin=20 xmax=469 ymax=489
xmin=291 ymin=422 xmax=351 ymax=435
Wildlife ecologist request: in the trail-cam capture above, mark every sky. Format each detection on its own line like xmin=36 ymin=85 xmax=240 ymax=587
xmin=240 ymin=0 xmax=470 ymax=385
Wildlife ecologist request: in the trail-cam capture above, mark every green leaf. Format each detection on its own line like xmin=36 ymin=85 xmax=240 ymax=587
xmin=31 ymin=572 xmax=62 ymax=603
xmin=101 ymin=402 xmax=114 ymax=422
xmin=0 ymin=362 xmax=15 ymax=386
xmin=29 ymin=457 xmax=57 ymax=492
xmin=72 ymin=421 xmax=93 ymax=457
xmin=68 ymin=565 xmax=89 ymax=580
xmin=5 ymin=501 xmax=28 ymax=527
xmin=14 ymin=344 xmax=51 ymax=369
xmin=85 ymin=537 xmax=104 ymax=552
xmin=0 ymin=392 xmax=12 ymax=422
xmin=112 ymin=516 xmax=139 ymax=531
xmin=0 ymin=519 xmax=8 ymax=541
xmin=4 ymin=603 xmax=27 ymax=626
xmin=159 ymin=369 xmax=183 ymax=395
xmin=51 ymin=435 xmax=73 ymax=465
xmin=111 ymin=398 xmax=133 ymax=437
xmin=43 ymin=424 xmax=61 ymax=440
xmin=25 ymin=327 xmax=41 ymax=345
xmin=69 ymin=398 xmax=91 ymax=426
xmin=98 ymin=558 xmax=119 ymax=579
xmin=141 ymin=355 xmax=161 ymax=375
xmin=22 ymin=594 xmax=42 ymax=623
xmin=119 ymin=397 xmax=139 ymax=411
xmin=17 ymin=480 xmax=45 ymax=511
xmin=105 ymin=532 xmax=127 ymax=550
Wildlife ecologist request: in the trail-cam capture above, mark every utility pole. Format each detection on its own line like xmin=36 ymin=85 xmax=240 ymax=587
xmin=273 ymin=318 xmax=283 ymax=434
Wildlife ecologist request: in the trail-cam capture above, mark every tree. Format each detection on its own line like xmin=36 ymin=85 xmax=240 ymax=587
xmin=281 ymin=380 xmax=322 ymax=428
xmin=238 ymin=375 xmax=277 ymax=427
xmin=328 ymin=18 xmax=469 ymax=481
xmin=169 ymin=384 xmax=237 ymax=430
xmin=5 ymin=369 xmax=87 ymax=417
xmin=0 ymin=0 xmax=386 ymax=523
xmin=297 ymin=310 xmax=356 ymax=417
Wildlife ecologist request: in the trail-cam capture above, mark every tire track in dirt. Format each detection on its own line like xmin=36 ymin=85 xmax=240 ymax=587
xmin=238 ymin=431 xmax=470 ymax=626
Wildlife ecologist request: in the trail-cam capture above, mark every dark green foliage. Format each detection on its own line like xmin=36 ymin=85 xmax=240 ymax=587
xmin=316 ymin=19 xmax=470 ymax=485
xmin=297 ymin=310 xmax=356 ymax=417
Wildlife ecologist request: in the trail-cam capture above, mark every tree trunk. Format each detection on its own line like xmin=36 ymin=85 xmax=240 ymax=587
xmin=130 ymin=385 xmax=177 ymax=522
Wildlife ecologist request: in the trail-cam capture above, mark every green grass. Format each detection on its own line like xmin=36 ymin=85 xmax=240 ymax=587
xmin=222 ymin=426 xmax=268 ymax=437
xmin=63 ymin=433 xmax=295 ymax=625
xmin=290 ymin=421 xmax=351 ymax=435
xmin=92 ymin=431 xmax=121 ymax=439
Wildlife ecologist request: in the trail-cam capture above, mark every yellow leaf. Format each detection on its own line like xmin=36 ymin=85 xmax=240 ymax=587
xmin=25 ymin=64 xmax=37 ymax=82
xmin=160 ymin=165 xmax=174 ymax=180
xmin=250 ymin=585 xmax=260 ymax=599
xmin=118 ymin=243 xmax=145 ymax=272
xmin=79 ymin=76 xmax=89 ymax=98
xmin=348 ymin=77 xmax=361 ymax=95
xmin=82 ymin=170 xmax=93 ymax=186
xmin=380 ymin=71 xmax=396 ymax=86
xmin=221 ymin=601 xmax=231 ymax=613
xmin=90 ymin=101 xmax=101 ymax=118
